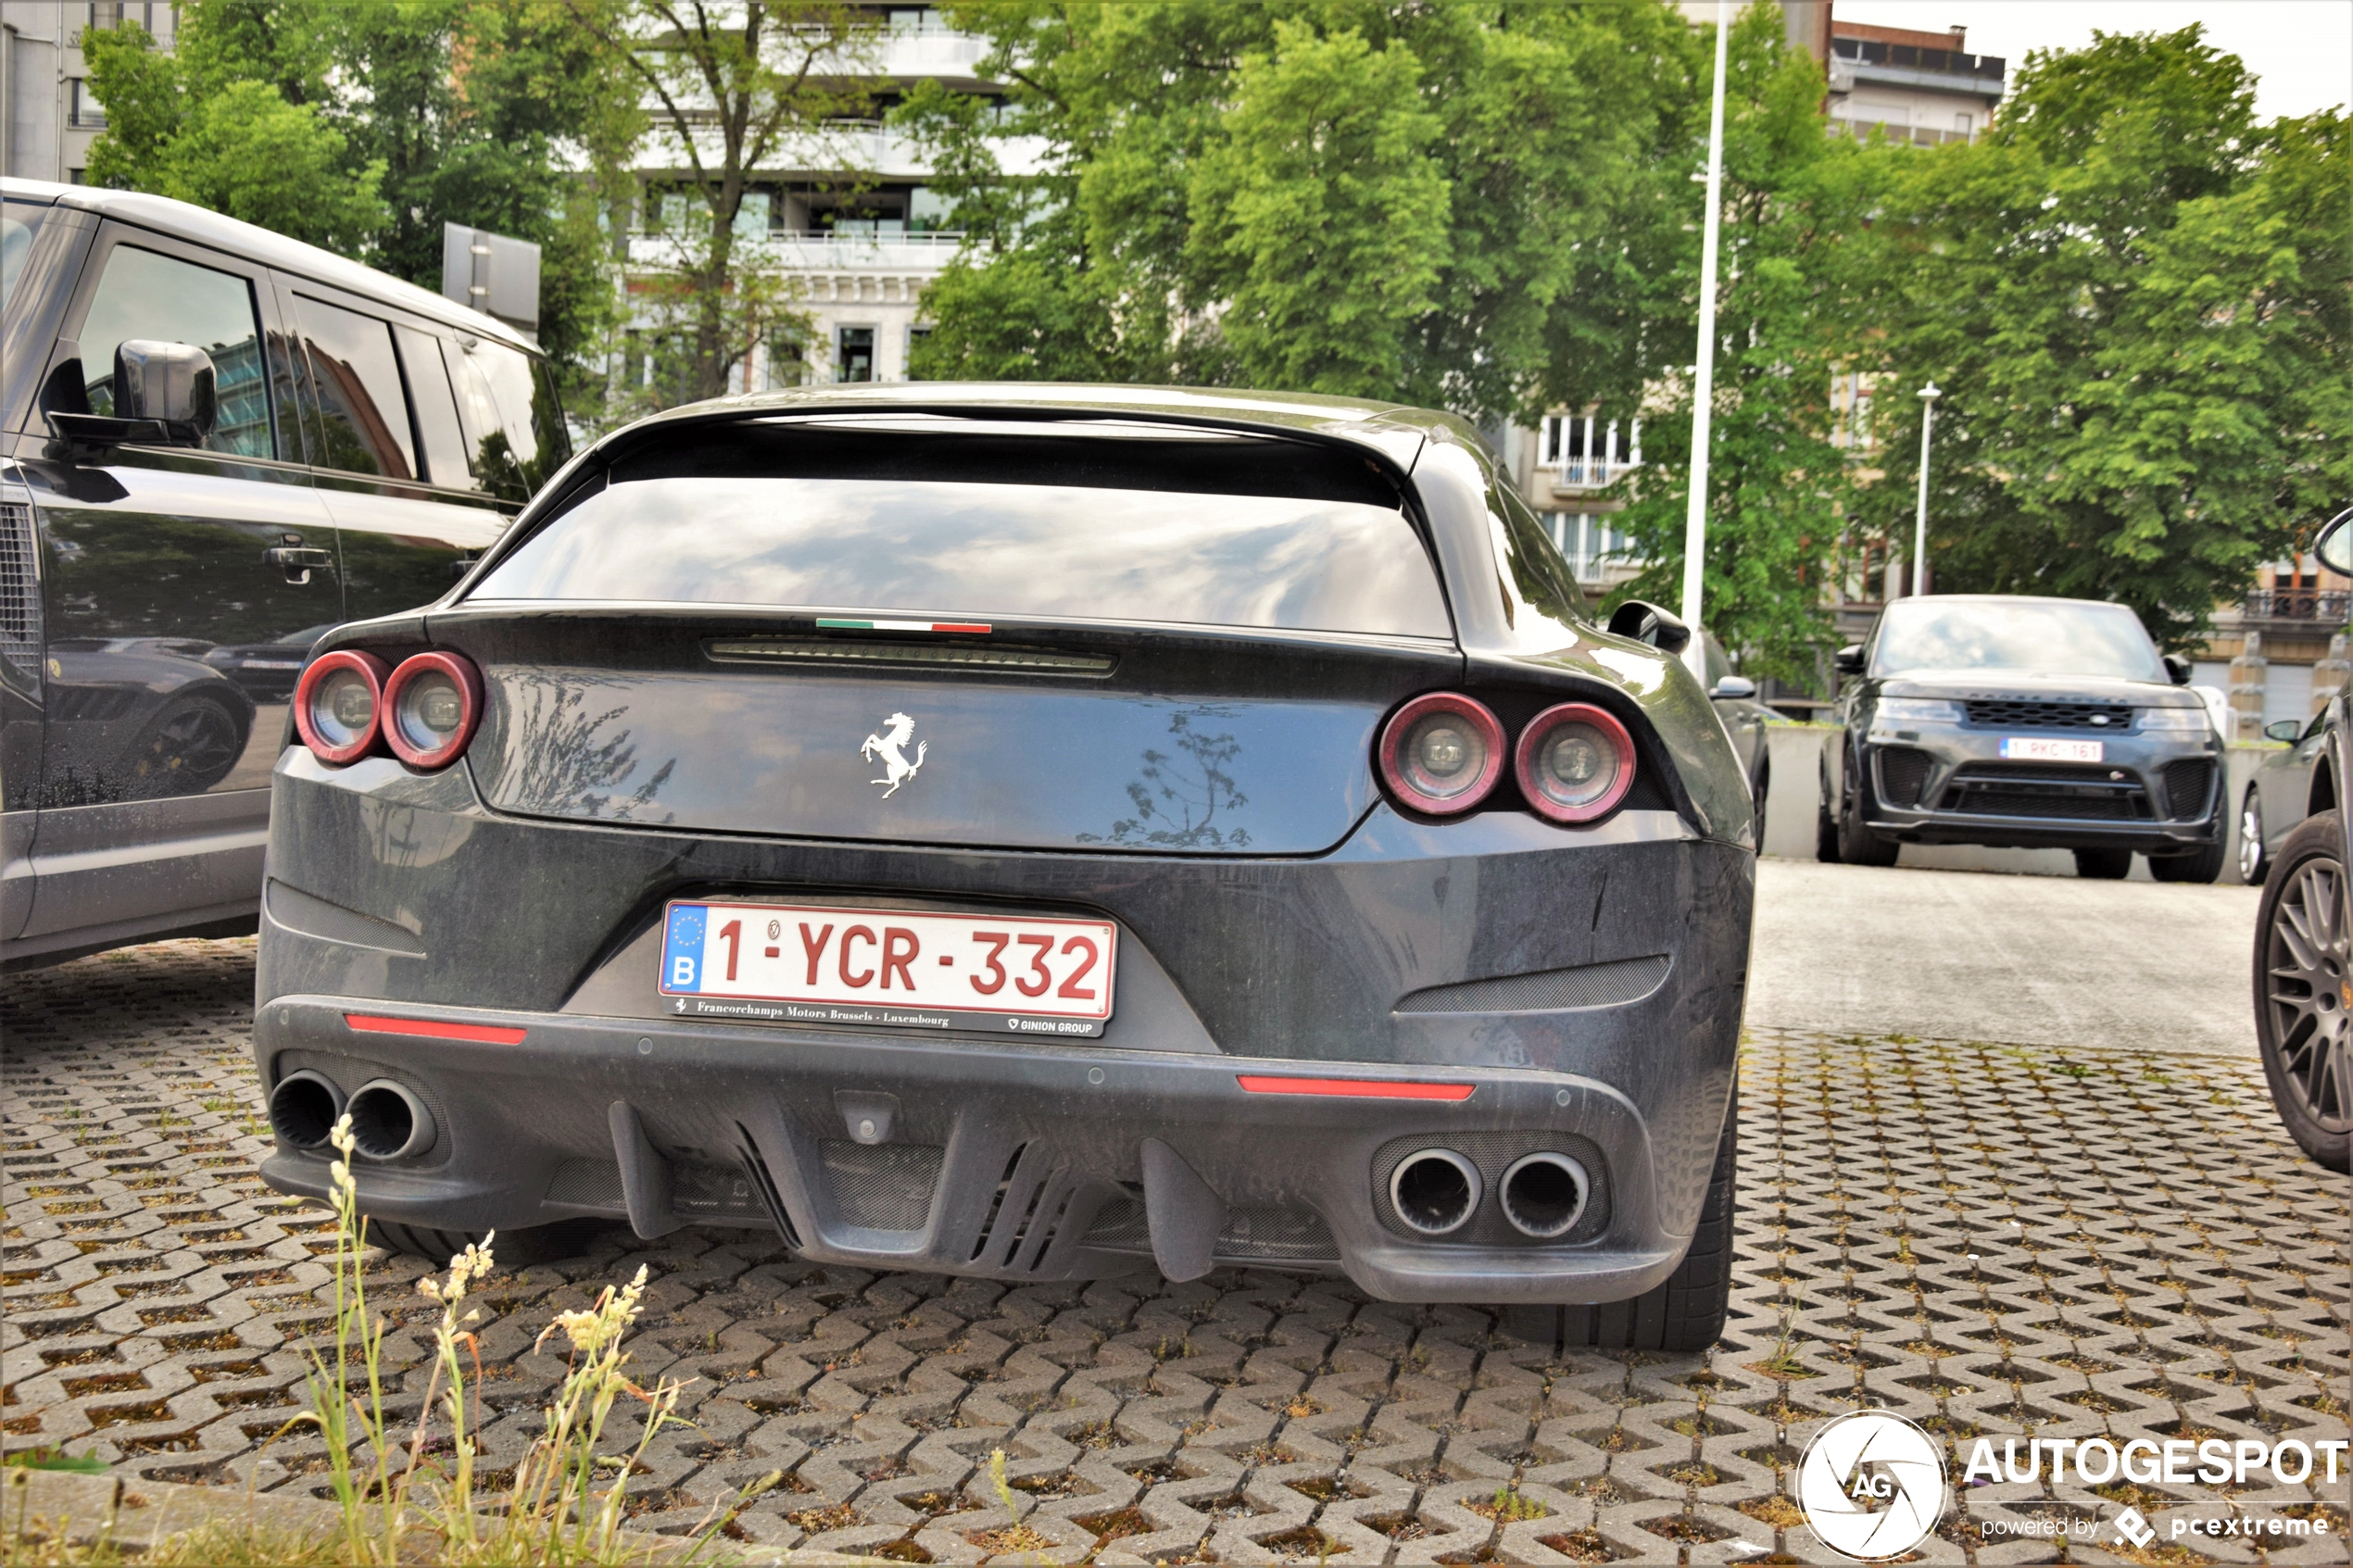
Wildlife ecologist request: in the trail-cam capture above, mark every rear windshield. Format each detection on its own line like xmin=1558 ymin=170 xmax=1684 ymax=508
xmin=1872 ymin=598 xmax=2165 ymax=682
xmin=469 ymin=420 xmax=1450 ymax=638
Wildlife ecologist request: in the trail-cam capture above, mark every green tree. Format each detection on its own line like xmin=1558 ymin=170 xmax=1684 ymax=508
xmin=1602 ymin=3 xmax=1858 ymax=683
xmin=1850 ymin=26 xmax=2352 ymax=649
xmin=82 ymin=19 xmax=385 ymax=253
xmin=901 ymin=0 xmax=1699 ymax=420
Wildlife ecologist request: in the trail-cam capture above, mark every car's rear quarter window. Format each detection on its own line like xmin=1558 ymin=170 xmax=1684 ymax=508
xmin=470 ymin=421 xmax=1451 ymax=638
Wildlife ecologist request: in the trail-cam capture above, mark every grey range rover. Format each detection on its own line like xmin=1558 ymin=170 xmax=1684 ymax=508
xmin=1818 ymin=595 xmax=2226 ymax=881
xmin=1 ymin=178 xmax=568 ymax=968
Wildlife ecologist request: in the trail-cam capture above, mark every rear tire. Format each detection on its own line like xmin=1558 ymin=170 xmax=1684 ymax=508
xmin=2252 ymin=811 xmax=2353 ymax=1173
xmin=2073 ymin=847 xmax=2133 ymax=880
xmin=1498 ymin=1089 xmax=1736 ymax=1354
xmin=1815 ymin=760 xmax=1841 ymax=863
xmin=1837 ymin=747 xmax=1900 ymax=867
xmin=1751 ymin=765 xmax=1769 ymax=854
xmin=2149 ymin=838 xmax=2226 ymax=884
xmin=369 ymin=1218 xmax=604 ymax=1267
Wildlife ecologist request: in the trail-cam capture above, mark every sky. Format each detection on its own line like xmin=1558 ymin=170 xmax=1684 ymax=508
xmin=1829 ymin=0 xmax=2353 ymax=120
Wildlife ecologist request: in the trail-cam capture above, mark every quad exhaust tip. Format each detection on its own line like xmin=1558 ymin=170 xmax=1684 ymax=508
xmin=346 ymin=1079 xmax=435 ymax=1161
xmin=1390 ymin=1148 xmax=1480 ymax=1236
xmin=1500 ymin=1151 xmax=1589 ymax=1238
xmin=268 ymin=1070 xmax=345 ymax=1149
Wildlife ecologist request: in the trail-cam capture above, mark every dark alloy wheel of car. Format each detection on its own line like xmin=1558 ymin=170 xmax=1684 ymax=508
xmin=2240 ymin=788 xmax=2269 ymax=885
xmin=2253 ymin=810 xmax=2353 ymax=1173
xmin=122 ymin=694 xmax=247 ymax=799
xmin=1837 ymin=746 xmax=1899 ymax=867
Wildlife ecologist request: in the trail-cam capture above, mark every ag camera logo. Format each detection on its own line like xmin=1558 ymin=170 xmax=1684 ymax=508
xmin=1798 ymin=1411 xmax=1948 ymax=1561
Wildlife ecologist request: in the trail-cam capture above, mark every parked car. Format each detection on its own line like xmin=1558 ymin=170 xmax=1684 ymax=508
xmin=2240 ymin=706 xmax=2339 ymax=885
xmin=253 ymin=383 xmax=1756 ymax=1347
xmin=1700 ymin=632 xmax=1779 ymax=846
xmin=1816 ymin=595 xmax=2226 ymax=881
xmin=1 ymin=179 xmax=568 ymax=969
xmin=2252 ymin=505 xmax=2353 ymax=1173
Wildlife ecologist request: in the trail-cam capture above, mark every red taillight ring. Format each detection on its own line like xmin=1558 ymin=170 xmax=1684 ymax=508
xmin=381 ymin=650 xmax=484 ymax=770
xmin=292 ymin=649 xmax=389 ymax=765
xmin=1378 ymin=692 xmax=1505 ymax=816
xmin=1515 ymin=702 xmax=1637 ymax=824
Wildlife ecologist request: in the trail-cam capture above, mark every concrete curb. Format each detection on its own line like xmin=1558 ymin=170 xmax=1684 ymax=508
xmin=1 ymin=1465 xmax=896 ymax=1565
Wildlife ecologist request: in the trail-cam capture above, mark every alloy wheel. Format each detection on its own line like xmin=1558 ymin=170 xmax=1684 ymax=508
xmin=2239 ymin=792 xmax=2264 ymax=884
xmin=2263 ymin=854 xmax=2353 ymax=1136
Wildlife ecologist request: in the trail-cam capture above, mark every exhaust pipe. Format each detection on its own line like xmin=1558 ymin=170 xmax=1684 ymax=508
xmin=268 ymin=1070 xmax=345 ymax=1149
xmin=1500 ymin=1152 xmax=1589 ymax=1239
xmin=346 ymin=1079 xmax=435 ymax=1161
xmin=1389 ymin=1148 xmax=1480 ymax=1236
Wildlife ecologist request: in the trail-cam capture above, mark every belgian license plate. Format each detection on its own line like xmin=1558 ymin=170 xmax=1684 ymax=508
xmin=658 ymin=901 xmax=1115 ymax=1037
xmin=1999 ymin=736 xmax=2103 ymax=763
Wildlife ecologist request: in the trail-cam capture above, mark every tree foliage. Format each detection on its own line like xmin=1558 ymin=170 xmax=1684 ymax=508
xmin=82 ymin=0 xmax=635 ymax=396
xmin=902 ymin=0 xmax=1700 ymax=420
xmin=1845 ymin=26 xmax=2352 ymax=649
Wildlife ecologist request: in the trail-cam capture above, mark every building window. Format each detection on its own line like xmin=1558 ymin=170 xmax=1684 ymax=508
xmin=69 ymin=79 xmax=105 ymax=129
xmin=836 ymin=326 xmax=875 ymax=383
xmin=1954 ymin=111 xmax=1972 ymax=135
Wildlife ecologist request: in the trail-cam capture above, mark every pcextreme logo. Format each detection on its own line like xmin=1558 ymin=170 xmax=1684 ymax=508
xmin=1798 ymin=1411 xmax=1948 ymax=1562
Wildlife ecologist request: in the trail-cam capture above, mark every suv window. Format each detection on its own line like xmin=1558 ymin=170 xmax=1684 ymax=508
xmin=296 ymin=295 xmax=418 ymax=480
xmin=392 ymin=322 xmax=473 ymax=490
xmin=1 ymin=201 xmax=45 ymax=310
xmin=78 ymin=244 xmax=277 ymax=459
xmin=447 ymin=336 xmax=570 ymax=501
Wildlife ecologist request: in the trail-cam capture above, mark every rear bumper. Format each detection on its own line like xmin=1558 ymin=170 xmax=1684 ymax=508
xmin=254 ymin=997 xmax=1718 ymax=1304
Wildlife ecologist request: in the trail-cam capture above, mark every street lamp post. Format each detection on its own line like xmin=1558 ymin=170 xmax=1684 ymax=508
xmin=1677 ymin=0 xmax=1731 ymax=680
xmin=1911 ymin=382 xmax=1941 ymax=596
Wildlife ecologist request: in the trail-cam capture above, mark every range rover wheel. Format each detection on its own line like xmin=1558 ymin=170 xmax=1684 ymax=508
xmin=2240 ymin=789 xmax=2268 ymax=884
xmin=1815 ymin=759 xmax=1841 ymax=863
xmin=1497 ymin=1089 xmax=1735 ymax=1354
xmin=2253 ymin=811 xmax=2353 ymax=1172
xmin=2072 ymin=847 xmax=2133 ymax=880
xmin=1836 ymin=747 xmax=1899 ymax=867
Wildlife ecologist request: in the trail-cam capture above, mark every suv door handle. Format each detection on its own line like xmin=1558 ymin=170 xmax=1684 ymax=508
xmin=265 ymin=545 xmax=333 ymax=584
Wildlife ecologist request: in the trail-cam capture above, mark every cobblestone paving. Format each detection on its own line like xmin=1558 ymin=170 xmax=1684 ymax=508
xmin=4 ymin=937 xmax=2348 ymax=1565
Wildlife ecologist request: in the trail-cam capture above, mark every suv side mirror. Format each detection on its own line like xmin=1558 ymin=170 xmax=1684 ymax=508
xmin=115 ymin=340 xmax=217 ymax=443
xmin=2266 ymin=719 xmax=2306 ymax=744
xmin=1605 ymin=599 xmax=1692 ymax=656
xmin=1832 ymin=644 xmax=1867 ymax=676
xmin=2317 ymin=504 xmax=2353 ymax=577
xmin=1709 ymin=675 xmax=1757 ymax=701
xmin=2161 ymin=653 xmax=2192 ymax=686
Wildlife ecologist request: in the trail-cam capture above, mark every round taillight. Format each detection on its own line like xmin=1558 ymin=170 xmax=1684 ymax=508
xmin=293 ymin=649 xmax=389 ymax=765
xmin=1516 ymin=702 xmax=1636 ymax=823
xmin=381 ymin=651 xmax=483 ymax=769
xmin=1378 ymin=693 xmax=1505 ymax=815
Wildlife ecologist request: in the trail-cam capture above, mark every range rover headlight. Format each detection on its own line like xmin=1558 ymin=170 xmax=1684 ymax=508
xmin=2139 ymin=707 xmax=2212 ymax=733
xmin=1876 ymin=697 xmax=1964 ymax=723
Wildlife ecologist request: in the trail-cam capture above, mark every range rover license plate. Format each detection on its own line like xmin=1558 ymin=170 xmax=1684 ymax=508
xmin=1999 ymin=736 xmax=2103 ymax=763
xmin=659 ymin=900 xmax=1115 ymax=1037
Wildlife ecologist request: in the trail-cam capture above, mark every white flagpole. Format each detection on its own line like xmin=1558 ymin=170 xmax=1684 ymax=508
xmin=1679 ymin=0 xmax=1731 ymax=681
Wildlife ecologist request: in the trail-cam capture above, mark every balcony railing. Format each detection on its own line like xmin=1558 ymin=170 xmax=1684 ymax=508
xmin=2246 ymin=589 xmax=2352 ymax=623
xmin=1549 ymin=458 xmax=1637 ymax=491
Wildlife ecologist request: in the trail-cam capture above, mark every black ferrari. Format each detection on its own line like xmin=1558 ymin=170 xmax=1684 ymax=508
xmin=253 ymin=385 xmax=1755 ymax=1350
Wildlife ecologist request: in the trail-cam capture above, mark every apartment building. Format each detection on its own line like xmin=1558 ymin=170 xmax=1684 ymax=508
xmin=1826 ymin=20 xmax=2006 ymax=146
xmin=0 ymin=2 xmax=170 ymax=183
xmin=619 ymin=7 xmax=1007 ymax=394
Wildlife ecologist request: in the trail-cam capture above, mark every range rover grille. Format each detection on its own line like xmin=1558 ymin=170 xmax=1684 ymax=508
xmin=1964 ymin=698 xmax=2133 ymax=731
xmin=0 ymin=502 xmax=36 ymax=684
xmin=1877 ymin=746 xmax=1934 ymax=808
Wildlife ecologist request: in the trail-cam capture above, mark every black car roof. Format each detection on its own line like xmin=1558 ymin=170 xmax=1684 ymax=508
xmin=1 ymin=177 xmax=541 ymax=358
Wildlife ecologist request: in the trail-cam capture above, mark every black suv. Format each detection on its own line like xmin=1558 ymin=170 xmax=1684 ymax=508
xmin=1818 ymin=594 xmax=2226 ymax=881
xmin=2 ymin=180 xmax=568 ymax=967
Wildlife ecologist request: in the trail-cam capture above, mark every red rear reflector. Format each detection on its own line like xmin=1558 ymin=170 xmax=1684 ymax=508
xmin=345 ymin=1013 xmax=526 ymax=1046
xmin=1236 ymin=1075 xmax=1474 ymax=1101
